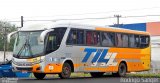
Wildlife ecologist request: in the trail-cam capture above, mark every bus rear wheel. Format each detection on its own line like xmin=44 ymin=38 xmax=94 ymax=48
xmin=33 ymin=73 xmax=46 ymax=80
xmin=59 ymin=62 xmax=71 ymax=79
xmin=90 ymin=72 xmax=104 ymax=77
xmin=113 ymin=62 xmax=127 ymax=77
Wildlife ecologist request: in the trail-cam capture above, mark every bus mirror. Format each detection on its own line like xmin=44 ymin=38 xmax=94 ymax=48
xmin=7 ymin=31 xmax=18 ymax=43
xmin=40 ymin=29 xmax=54 ymax=42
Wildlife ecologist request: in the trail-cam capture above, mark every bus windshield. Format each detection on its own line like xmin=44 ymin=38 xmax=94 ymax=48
xmin=13 ymin=28 xmax=67 ymax=58
xmin=13 ymin=31 xmax=44 ymax=58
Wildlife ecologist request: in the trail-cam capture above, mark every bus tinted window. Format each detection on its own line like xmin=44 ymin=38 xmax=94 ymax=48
xmin=46 ymin=33 xmax=57 ymax=53
xmin=122 ymin=34 xmax=129 ymax=47
xmin=140 ymin=36 xmax=149 ymax=48
xmin=67 ymin=29 xmax=85 ymax=45
xmin=67 ymin=29 xmax=77 ymax=44
xmin=135 ymin=35 xmax=140 ymax=48
xmin=86 ymin=31 xmax=93 ymax=45
xmin=93 ymin=32 xmax=101 ymax=46
xmin=129 ymin=35 xmax=135 ymax=48
xmin=46 ymin=28 xmax=66 ymax=54
xmin=129 ymin=35 xmax=139 ymax=48
xmin=57 ymin=28 xmax=67 ymax=43
xmin=102 ymin=32 xmax=115 ymax=47
xmin=66 ymin=28 xmax=150 ymax=48
xmin=77 ymin=30 xmax=84 ymax=44
xmin=116 ymin=33 xmax=129 ymax=47
xmin=116 ymin=33 xmax=123 ymax=47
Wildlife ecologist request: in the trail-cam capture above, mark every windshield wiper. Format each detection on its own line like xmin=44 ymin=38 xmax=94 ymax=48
xmin=17 ymin=39 xmax=27 ymax=58
xmin=17 ymin=37 xmax=33 ymax=58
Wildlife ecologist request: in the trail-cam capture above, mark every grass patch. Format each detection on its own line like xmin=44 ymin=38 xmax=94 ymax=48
xmin=71 ymin=73 xmax=91 ymax=77
xmin=127 ymin=73 xmax=160 ymax=78
xmin=30 ymin=73 xmax=160 ymax=78
xmin=29 ymin=73 xmax=91 ymax=78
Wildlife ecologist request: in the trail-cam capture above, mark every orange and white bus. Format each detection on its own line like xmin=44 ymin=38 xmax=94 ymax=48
xmin=8 ymin=23 xmax=151 ymax=79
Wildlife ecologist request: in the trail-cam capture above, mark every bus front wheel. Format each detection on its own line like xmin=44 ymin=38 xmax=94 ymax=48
xmin=58 ymin=62 xmax=71 ymax=79
xmin=33 ymin=73 xmax=46 ymax=80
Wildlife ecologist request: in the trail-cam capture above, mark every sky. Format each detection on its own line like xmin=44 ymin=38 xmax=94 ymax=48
xmin=0 ymin=0 xmax=160 ymax=26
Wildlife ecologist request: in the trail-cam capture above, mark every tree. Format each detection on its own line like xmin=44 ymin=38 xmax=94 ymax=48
xmin=0 ymin=21 xmax=17 ymax=51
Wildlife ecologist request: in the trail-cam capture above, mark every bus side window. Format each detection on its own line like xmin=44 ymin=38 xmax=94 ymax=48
xmin=57 ymin=28 xmax=66 ymax=45
xmin=46 ymin=33 xmax=57 ymax=54
xmin=122 ymin=34 xmax=129 ymax=47
xmin=77 ymin=30 xmax=84 ymax=45
xmin=135 ymin=35 xmax=140 ymax=48
xmin=129 ymin=35 xmax=140 ymax=48
xmin=93 ymin=32 xmax=101 ymax=46
xmin=86 ymin=31 xmax=93 ymax=45
xmin=129 ymin=35 xmax=135 ymax=48
xmin=67 ymin=29 xmax=77 ymax=45
xmin=140 ymin=36 xmax=149 ymax=48
xmin=116 ymin=33 xmax=123 ymax=47
xmin=102 ymin=32 xmax=115 ymax=47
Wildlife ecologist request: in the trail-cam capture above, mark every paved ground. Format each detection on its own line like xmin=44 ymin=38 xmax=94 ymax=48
xmin=1 ymin=76 xmax=160 ymax=83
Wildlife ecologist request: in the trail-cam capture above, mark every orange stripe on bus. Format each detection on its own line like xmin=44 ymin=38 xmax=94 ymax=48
xmin=74 ymin=63 xmax=84 ymax=68
xmin=44 ymin=64 xmax=62 ymax=73
xmin=32 ymin=64 xmax=41 ymax=73
xmin=95 ymin=27 xmax=149 ymax=35
xmin=84 ymin=67 xmax=114 ymax=72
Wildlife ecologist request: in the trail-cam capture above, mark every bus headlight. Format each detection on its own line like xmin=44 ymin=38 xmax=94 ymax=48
xmin=33 ymin=56 xmax=45 ymax=64
xmin=40 ymin=56 xmax=45 ymax=61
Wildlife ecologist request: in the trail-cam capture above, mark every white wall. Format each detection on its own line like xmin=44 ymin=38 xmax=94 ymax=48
xmin=152 ymin=47 xmax=160 ymax=61
xmin=0 ymin=51 xmax=13 ymax=62
xmin=151 ymin=36 xmax=160 ymax=71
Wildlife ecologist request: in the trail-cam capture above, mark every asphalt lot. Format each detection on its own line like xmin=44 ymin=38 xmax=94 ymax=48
xmin=1 ymin=76 xmax=160 ymax=83
xmin=1 ymin=77 xmax=119 ymax=83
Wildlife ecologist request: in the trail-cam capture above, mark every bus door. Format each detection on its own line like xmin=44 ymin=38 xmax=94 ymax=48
xmin=66 ymin=29 xmax=86 ymax=72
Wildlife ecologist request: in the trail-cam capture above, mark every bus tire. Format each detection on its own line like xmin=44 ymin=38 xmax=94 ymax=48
xmin=33 ymin=73 xmax=46 ymax=80
xmin=115 ymin=62 xmax=127 ymax=77
xmin=59 ymin=62 xmax=71 ymax=79
xmin=90 ymin=72 xmax=104 ymax=77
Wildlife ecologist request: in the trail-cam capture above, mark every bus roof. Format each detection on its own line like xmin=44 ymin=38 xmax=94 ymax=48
xmin=19 ymin=22 xmax=150 ymax=35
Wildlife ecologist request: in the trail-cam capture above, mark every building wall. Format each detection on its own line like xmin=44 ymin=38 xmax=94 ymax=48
xmin=147 ymin=22 xmax=160 ymax=36
xmin=110 ymin=23 xmax=146 ymax=31
xmin=110 ymin=22 xmax=160 ymax=36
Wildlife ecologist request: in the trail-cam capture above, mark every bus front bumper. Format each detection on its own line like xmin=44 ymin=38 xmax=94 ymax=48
xmin=12 ymin=63 xmax=41 ymax=73
xmin=12 ymin=63 xmax=63 ymax=73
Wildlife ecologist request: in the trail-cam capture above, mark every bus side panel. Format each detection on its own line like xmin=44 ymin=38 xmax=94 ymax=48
xmin=108 ymin=47 xmax=150 ymax=72
xmin=108 ymin=48 xmax=133 ymax=72
xmin=60 ymin=46 xmax=150 ymax=73
xmin=139 ymin=46 xmax=151 ymax=71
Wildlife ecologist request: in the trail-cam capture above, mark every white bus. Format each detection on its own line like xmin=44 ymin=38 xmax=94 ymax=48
xmin=8 ymin=23 xmax=151 ymax=79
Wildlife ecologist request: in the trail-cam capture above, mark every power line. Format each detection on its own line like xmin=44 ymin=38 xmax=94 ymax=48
xmin=7 ymin=14 xmax=160 ymax=23
xmin=122 ymin=15 xmax=160 ymax=18
xmin=8 ymin=16 xmax=114 ymax=22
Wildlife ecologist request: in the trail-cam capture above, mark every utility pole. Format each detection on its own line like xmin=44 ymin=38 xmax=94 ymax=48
xmin=3 ymin=26 xmax=7 ymax=63
xmin=21 ymin=16 xmax=24 ymax=28
xmin=114 ymin=15 xmax=121 ymax=27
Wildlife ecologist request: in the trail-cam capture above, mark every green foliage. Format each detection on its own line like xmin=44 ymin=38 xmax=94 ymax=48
xmin=0 ymin=21 xmax=17 ymax=51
